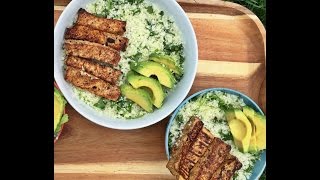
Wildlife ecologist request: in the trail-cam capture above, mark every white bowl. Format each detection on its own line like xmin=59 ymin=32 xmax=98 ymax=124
xmin=54 ymin=0 xmax=198 ymax=130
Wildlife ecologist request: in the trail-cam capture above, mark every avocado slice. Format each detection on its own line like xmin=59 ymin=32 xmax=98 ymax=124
xmin=131 ymin=61 xmax=176 ymax=88
xmin=243 ymin=106 xmax=258 ymax=152
xmin=149 ymin=53 xmax=183 ymax=75
xmin=127 ymin=71 xmax=165 ymax=108
xmin=225 ymin=109 xmax=252 ymax=153
xmin=54 ymin=88 xmax=68 ymax=136
xmin=253 ymin=113 xmax=266 ymax=150
xmin=243 ymin=106 xmax=266 ymax=151
xmin=248 ymin=125 xmax=258 ymax=152
xmin=120 ymin=84 xmax=153 ymax=112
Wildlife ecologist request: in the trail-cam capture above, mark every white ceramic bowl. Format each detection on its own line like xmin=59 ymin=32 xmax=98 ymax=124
xmin=54 ymin=0 xmax=198 ymax=130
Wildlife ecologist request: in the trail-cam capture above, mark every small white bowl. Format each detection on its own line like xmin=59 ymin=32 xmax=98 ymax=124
xmin=54 ymin=0 xmax=198 ymax=130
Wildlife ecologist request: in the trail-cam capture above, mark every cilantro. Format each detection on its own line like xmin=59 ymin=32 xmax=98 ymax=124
xmin=150 ymin=31 xmax=158 ymax=36
xmin=179 ymin=54 xmax=185 ymax=63
xmin=168 ymin=133 xmax=174 ymax=152
xmin=219 ymin=130 xmax=234 ymax=141
xmin=101 ymin=0 xmax=113 ymax=17
xmin=128 ymin=0 xmax=144 ymax=5
xmin=145 ymin=20 xmax=158 ymax=37
xmin=233 ymin=172 xmax=239 ymax=179
xmin=245 ymin=165 xmax=254 ymax=173
xmin=213 ymin=117 xmax=224 ymax=124
xmin=113 ymin=96 xmax=134 ymax=113
xmin=94 ymin=98 xmax=107 ymax=110
xmin=174 ymin=73 xmax=183 ymax=82
xmin=208 ymin=93 xmax=233 ymax=111
xmin=146 ymin=6 xmax=154 ymax=14
xmin=163 ymin=43 xmax=183 ymax=54
xmin=190 ymin=95 xmax=199 ymax=102
xmin=129 ymin=52 xmax=142 ymax=62
xmin=175 ymin=114 xmax=184 ymax=126
xmin=132 ymin=9 xmax=141 ymax=15
xmin=146 ymin=19 xmax=151 ymax=26
xmin=165 ymin=29 xmax=175 ymax=36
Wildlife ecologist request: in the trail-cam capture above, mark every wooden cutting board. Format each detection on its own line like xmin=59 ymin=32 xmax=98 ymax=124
xmin=54 ymin=0 xmax=266 ymax=179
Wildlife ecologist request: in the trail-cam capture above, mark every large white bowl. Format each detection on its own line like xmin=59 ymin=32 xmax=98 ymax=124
xmin=54 ymin=0 xmax=198 ymax=130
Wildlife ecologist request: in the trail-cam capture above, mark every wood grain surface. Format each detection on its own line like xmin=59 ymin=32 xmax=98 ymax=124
xmin=54 ymin=0 xmax=266 ymax=179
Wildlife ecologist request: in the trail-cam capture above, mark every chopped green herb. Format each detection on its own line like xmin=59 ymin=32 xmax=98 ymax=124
xmin=233 ymin=172 xmax=239 ymax=179
xmin=168 ymin=20 xmax=174 ymax=24
xmin=190 ymin=95 xmax=199 ymax=102
xmin=245 ymin=164 xmax=254 ymax=173
xmin=174 ymin=73 xmax=183 ymax=82
xmin=150 ymin=31 xmax=158 ymax=36
xmin=145 ymin=20 xmax=158 ymax=37
xmin=146 ymin=19 xmax=151 ymax=26
xmin=213 ymin=117 xmax=224 ymax=124
xmin=175 ymin=114 xmax=184 ymax=126
xmin=163 ymin=43 xmax=183 ymax=54
xmin=146 ymin=6 xmax=153 ymax=14
xmin=219 ymin=130 xmax=234 ymax=141
xmin=159 ymin=11 xmax=164 ymax=16
xmin=94 ymin=98 xmax=107 ymax=110
xmin=101 ymin=0 xmax=113 ymax=17
xmin=168 ymin=133 xmax=174 ymax=151
xmin=218 ymin=101 xmax=233 ymax=111
xmin=128 ymin=0 xmax=144 ymax=5
xmin=165 ymin=29 xmax=175 ymax=36
xmin=129 ymin=52 xmax=142 ymax=62
xmin=132 ymin=9 xmax=141 ymax=15
xmin=179 ymin=54 xmax=185 ymax=64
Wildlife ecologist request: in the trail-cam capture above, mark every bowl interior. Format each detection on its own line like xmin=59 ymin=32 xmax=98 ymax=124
xmin=54 ymin=0 xmax=198 ymax=130
xmin=165 ymin=88 xmax=266 ymax=180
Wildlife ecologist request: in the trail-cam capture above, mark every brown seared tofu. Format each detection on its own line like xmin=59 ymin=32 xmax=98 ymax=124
xmin=65 ymin=25 xmax=128 ymax=51
xmin=210 ymin=154 xmax=242 ymax=180
xmin=64 ymin=39 xmax=121 ymax=66
xmin=178 ymin=128 xmax=215 ymax=180
xmin=65 ymin=56 xmax=122 ymax=84
xmin=166 ymin=117 xmax=204 ymax=177
xmin=189 ymin=138 xmax=231 ymax=180
xmin=76 ymin=8 xmax=126 ymax=35
xmin=64 ymin=66 xmax=120 ymax=101
xmin=104 ymin=32 xmax=128 ymax=51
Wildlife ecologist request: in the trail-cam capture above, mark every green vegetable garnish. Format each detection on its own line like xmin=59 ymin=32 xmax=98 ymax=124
xmin=146 ymin=6 xmax=153 ymax=14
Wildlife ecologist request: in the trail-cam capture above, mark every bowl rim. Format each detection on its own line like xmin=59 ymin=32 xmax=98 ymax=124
xmin=164 ymin=87 xmax=266 ymax=179
xmin=54 ymin=0 xmax=198 ymax=130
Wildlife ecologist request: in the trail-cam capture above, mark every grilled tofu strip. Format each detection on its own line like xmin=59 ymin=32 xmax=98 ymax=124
xmin=166 ymin=117 xmax=204 ymax=177
xmin=65 ymin=56 xmax=122 ymax=84
xmin=210 ymin=154 xmax=242 ymax=180
xmin=64 ymin=66 xmax=120 ymax=101
xmin=65 ymin=25 xmax=128 ymax=51
xmin=76 ymin=8 xmax=126 ymax=35
xmin=178 ymin=128 xmax=215 ymax=180
xmin=64 ymin=40 xmax=121 ymax=66
xmin=189 ymin=138 xmax=231 ymax=180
